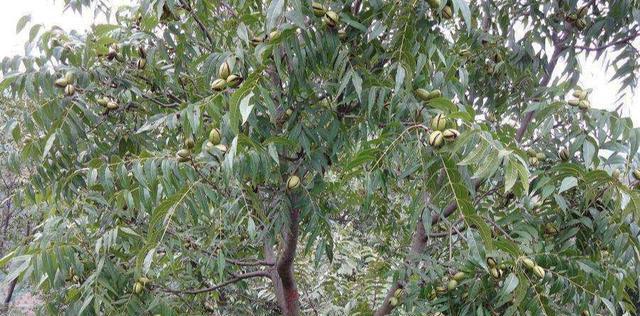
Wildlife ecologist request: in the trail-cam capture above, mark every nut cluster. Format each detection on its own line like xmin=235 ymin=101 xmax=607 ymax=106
xmin=527 ymin=149 xmax=546 ymax=167
xmin=211 ymin=60 xmax=244 ymax=92
xmin=427 ymin=114 xmax=459 ymax=148
xmin=520 ymin=257 xmax=545 ymax=279
xmin=54 ymin=72 xmax=76 ymax=97
xmin=567 ymin=88 xmax=590 ymax=110
xmin=204 ymin=127 xmax=228 ymax=154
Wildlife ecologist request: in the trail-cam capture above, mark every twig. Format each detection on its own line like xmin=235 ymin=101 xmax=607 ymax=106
xmin=180 ymin=0 xmax=215 ymax=50
xmin=572 ymin=30 xmax=640 ymax=52
xmin=226 ymin=258 xmax=275 ymax=266
xmin=160 ymin=270 xmax=270 ymax=294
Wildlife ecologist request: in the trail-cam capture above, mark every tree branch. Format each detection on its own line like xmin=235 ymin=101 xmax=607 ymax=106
xmin=160 ymin=270 xmax=270 ymax=295
xmin=515 ymin=44 xmax=564 ymax=142
xmin=179 ymin=0 xmax=215 ymax=50
xmin=374 ymin=206 xmax=428 ymax=316
xmin=226 ymin=258 xmax=275 ymax=267
xmin=572 ymin=30 xmax=640 ymax=52
xmin=375 ymin=180 xmax=482 ymax=316
xmin=264 ymin=237 xmax=287 ymax=313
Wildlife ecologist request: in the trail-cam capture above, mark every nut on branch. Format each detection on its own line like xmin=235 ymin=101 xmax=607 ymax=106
xmin=286 ymin=175 xmax=301 ymax=190
xmin=211 ymin=78 xmax=227 ymax=91
xmin=428 ymin=131 xmax=444 ymax=148
xmin=430 ymin=114 xmax=447 ymax=131
xmin=209 ymin=128 xmax=221 ymax=145
xmin=323 ymin=11 xmax=339 ymax=28
xmin=312 ymin=2 xmax=326 ymax=17
xmin=218 ymin=61 xmax=231 ymax=80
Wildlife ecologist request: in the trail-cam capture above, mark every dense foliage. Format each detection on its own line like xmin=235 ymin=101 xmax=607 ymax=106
xmin=1 ymin=0 xmax=640 ymax=315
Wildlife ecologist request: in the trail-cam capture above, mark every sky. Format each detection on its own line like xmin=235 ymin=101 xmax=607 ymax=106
xmin=0 ymin=0 xmax=637 ymax=125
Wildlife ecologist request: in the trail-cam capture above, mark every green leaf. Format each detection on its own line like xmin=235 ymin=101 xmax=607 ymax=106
xmin=0 ymin=73 xmax=19 ymax=91
xmin=496 ymin=273 xmax=519 ymax=306
xmin=42 ymin=131 xmax=57 ymax=161
xmin=239 ymin=92 xmax=255 ymax=124
xmin=265 ymin=0 xmax=284 ymax=31
xmin=16 ymin=14 xmax=30 ymax=33
xmin=558 ymin=176 xmax=577 ymax=194
xmin=504 ymin=159 xmax=517 ymax=193
xmin=451 ymin=0 xmax=471 ymax=31
xmin=229 ymin=66 xmax=264 ymax=135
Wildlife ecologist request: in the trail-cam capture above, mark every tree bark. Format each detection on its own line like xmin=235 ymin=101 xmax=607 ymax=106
xmin=3 ymin=222 xmax=30 ymax=309
xmin=374 ymin=187 xmax=472 ymax=316
xmin=264 ymin=238 xmax=287 ymax=313
xmin=0 ymin=202 xmax=12 ymax=256
xmin=515 ymin=42 xmax=564 ymax=142
xmin=374 ymin=214 xmax=428 ymax=316
xmin=276 ymin=194 xmax=301 ymax=316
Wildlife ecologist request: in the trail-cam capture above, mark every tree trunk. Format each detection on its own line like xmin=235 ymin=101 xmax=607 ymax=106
xmin=374 ymin=190 xmax=465 ymax=316
xmin=515 ymin=44 xmax=564 ymax=142
xmin=276 ymin=195 xmax=301 ymax=316
xmin=374 ymin=214 xmax=428 ymax=316
xmin=3 ymin=222 xmax=30 ymax=309
xmin=264 ymin=238 xmax=287 ymax=313
xmin=3 ymin=278 xmax=17 ymax=305
xmin=0 ymin=202 xmax=12 ymax=255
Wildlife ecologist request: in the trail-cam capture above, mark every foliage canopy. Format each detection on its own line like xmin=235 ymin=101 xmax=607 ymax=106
xmin=1 ymin=0 xmax=640 ymax=315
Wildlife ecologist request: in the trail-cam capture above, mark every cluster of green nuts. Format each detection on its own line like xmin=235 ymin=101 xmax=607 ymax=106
xmin=388 ymin=288 xmax=403 ymax=306
xmin=97 ymin=97 xmax=119 ymax=111
xmin=520 ymin=257 xmax=545 ymax=279
xmin=567 ymin=5 xmax=589 ymax=30
xmin=567 ymin=88 xmax=590 ymax=110
xmin=211 ymin=60 xmax=243 ymax=91
xmin=251 ymin=28 xmax=283 ymax=45
xmin=176 ymin=136 xmax=195 ymax=163
xmin=428 ymin=271 xmax=465 ymax=300
xmin=133 ymin=276 xmax=151 ymax=295
xmin=527 ymin=149 xmax=546 ymax=167
xmin=487 ymin=257 xmax=504 ymax=279
xmin=415 ymin=88 xmax=442 ymax=102
xmin=428 ymin=114 xmax=460 ymax=148
xmin=426 ymin=0 xmax=453 ymax=19
xmin=311 ymin=2 xmax=340 ymax=28
xmin=286 ymin=175 xmax=301 ymax=190
xmin=446 ymin=271 xmax=465 ymax=290
xmin=204 ymin=127 xmax=228 ymax=154
xmin=54 ymin=72 xmax=76 ymax=97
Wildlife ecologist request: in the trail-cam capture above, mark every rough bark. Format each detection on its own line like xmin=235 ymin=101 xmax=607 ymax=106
xmin=0 ymin=202 xmax=12 ymax=255
xmin=276 ymin=194 xmax=301 ymax=316
xmin=264 ymin=238 xmax=287 ymax=313
xmin=3 ymin=223 xmax=30 ymax=308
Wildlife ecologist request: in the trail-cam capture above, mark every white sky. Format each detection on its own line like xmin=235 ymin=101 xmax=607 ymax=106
xmin=0 ymin=0 xmax=638 ymax=125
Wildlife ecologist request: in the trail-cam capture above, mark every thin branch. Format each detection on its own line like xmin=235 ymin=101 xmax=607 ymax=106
xmin=179 ymin=0 xmax=215 ymax=50
xmin=572 ymin=30 xmax=640 ymax=52
xmin=160 ymin=270 xmax=270 ymax=295
xmin=515 ymin=44 xmax=564 ymax=142
xmin=429 ymin=219 xmax=466 ymax=238
xmin=226 ymin=258 xmax=275 ymax=267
